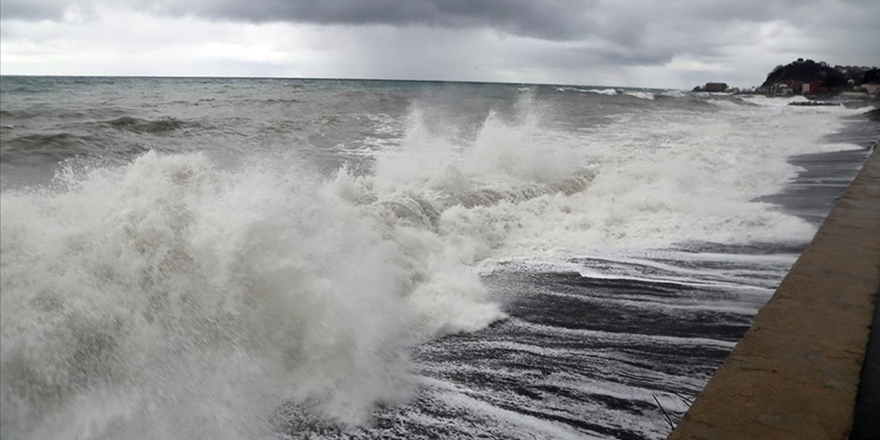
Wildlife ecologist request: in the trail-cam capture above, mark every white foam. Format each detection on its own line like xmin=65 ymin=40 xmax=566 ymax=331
xmin=438 ymin=104 xmax=861 ymax=262
xmin=363 ymin=96 xmax=864 ymax=267
xmin=0 ymin=151 xmax=505 ymax=439
xmin=661 ymin=90 xmax=687 ymax=98
xmin=740 ymin=94 xmax=809 ymax=107
xmin=0 ymin=90 xmax=865 ymax=438
xmin=623 ymin=90 xmax=655 ymax=100
xmin=579 ymin=88 xmax=618 ymax=96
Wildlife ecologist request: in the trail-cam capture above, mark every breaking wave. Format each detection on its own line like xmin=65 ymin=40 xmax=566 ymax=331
xmin=0 ymin=148 xmax=512 ymax=438
xmin=622 ymin=91 xmax=655 ymax=100
xmin=0 ymin=91 xmax=863 ymax=439
xmin=579 ymin=88 xmax=618 ymax=96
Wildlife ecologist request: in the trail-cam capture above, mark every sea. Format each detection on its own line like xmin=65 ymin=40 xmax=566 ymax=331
xmin=0 ymin=76 xmax=876 ymax=440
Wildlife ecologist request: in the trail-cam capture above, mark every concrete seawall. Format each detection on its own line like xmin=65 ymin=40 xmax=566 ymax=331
xmin=669 ymin=148 xmax=880 ymax=440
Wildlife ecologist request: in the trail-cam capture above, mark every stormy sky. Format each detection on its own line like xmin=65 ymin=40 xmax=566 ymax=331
xmin=1 ymin=0 xmax=878 ymax=88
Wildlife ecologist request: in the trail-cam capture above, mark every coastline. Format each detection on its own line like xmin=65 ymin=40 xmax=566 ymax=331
xmin=669 ymin=107 xmax=880 ymax=439
xmin=758 ymin=107 xmax=878 ymax=226
xmin=760 ymin=106 xmax=880 ymax=439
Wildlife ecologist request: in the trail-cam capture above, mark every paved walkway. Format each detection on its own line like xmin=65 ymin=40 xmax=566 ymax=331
xmin=669 ymin=149 xmax=880 ymax=440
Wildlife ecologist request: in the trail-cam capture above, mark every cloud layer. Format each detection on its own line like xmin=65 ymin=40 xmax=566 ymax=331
xmin=1 ymin=0 xmax=878 ymax=88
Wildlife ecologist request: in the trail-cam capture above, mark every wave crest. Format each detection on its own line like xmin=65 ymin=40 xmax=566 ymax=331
xmin=0 ymin=151 xmax=505 ymax=439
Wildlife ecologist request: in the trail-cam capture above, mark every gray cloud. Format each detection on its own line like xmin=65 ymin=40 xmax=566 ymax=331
xmin=0 ymin=0 xmax=70 ymax=20
xmin=157 ymin=0 xmax=879 ymax=70
xmin=0 ymin=0 xmax=831 ymax=44
xmin=0 ymin=0 xmax=596 ymax=40
xmin=1 ymin=0 xmax=877 ymax=87
xmin=4 ymin=0 xmax=878 ymax=53
xmin=155 ymin=0 xmax=597 ymax=41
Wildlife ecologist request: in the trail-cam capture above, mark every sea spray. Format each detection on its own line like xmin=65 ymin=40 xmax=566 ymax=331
xmin=1 ymin=77 xmax=871 ymax=439
xmin=0 ymin=151 xmax=505 ymax=439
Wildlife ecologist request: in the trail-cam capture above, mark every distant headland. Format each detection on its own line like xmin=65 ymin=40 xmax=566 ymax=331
xmin=694 ymin=58 xmax=880 ymax=98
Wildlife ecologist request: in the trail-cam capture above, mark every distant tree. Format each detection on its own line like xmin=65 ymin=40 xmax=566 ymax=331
xmin=761 ymin=58 xmax=849 ymax=90
xmin=864 ymin=68 xmax=880 ymax=84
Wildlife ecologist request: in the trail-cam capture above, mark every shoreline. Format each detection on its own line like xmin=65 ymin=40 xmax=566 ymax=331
xmin=758 ymin=108 xmax=878 ymax=226
xmin=669 ymin=107 xmax=880 ymax=440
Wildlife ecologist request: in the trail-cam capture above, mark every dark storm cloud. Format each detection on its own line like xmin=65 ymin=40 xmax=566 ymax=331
xmin=3 ymin=0 xmax=876 ymax=52
xmin=0 ymin=0 xmax=69 ymax=20
xmin=159 ymin=0 xmax=597 ymax=41
xmin=157 ymin=0 xmax=877 ymax=66
xmin=0 ymin=0 xmax=595 ymax=40
xmin=1 ymin=0 xmax=876 ymax=85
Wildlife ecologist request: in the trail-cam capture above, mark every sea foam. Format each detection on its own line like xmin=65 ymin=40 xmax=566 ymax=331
xmin=0 ymin=90 xmax=864 ymax=439
xmin=0 ymin=150 xmax=504 ymax=439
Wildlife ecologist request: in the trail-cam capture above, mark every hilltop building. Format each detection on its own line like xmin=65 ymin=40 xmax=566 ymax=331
xmin=758 ymin=59 xmax=880 ymax=96
xmin=692 ymin=82 xmax=729 ymax=92
xmin=704 ymin=82 xmax=728 ymax=92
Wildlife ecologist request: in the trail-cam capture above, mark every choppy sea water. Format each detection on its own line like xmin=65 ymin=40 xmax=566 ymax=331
xmin=0 ymin=77 xmax=874 ymax=439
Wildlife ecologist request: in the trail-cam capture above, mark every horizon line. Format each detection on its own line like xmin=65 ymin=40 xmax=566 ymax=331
xmin=0 ymin=73 xmax=687 ymax=91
